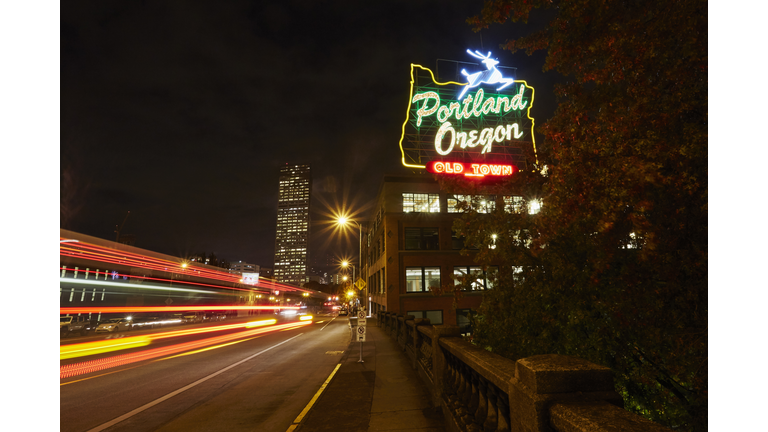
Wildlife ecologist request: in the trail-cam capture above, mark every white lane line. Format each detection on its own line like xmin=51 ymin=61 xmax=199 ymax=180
xmin=86 ymin=333 xmax=304 ymax=432
xmin=320 ymin=317 xmax=336 ymax=331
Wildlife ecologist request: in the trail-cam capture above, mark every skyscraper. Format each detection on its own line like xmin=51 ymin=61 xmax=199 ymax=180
xmin=274 ymin=164 xmax=311 ymax=286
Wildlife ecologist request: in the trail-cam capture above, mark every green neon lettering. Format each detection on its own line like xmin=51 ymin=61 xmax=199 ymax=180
xmin=472 ymin=89 xmax=484 ymax=117
xmin=449 ymin=102 xmax=462 ymax=121
xmin=481 ymin=98 xmax=495 ymax=114
xmin=435 ymin=122 xmax=455 ymax=155
xmin=510 ymin=85 xmax=527 ymax=110
xmin=456 ymin=131 xmax=468 ymax=148
xmin=479 ymin=128 xmax=494 ymax=154
xmin=466 ymin=130 xmax=479 ymax=148
xmin=437 ymin=105 xmax=450 ymax=123
xmin=412 ymin=92 xmax=440 ymax=127
xmin=461 ymin=95 xmax=473 ymax=119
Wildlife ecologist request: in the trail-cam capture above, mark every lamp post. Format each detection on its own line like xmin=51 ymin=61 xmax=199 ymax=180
xmin=337 ymin=217 xmax=365 ymax=314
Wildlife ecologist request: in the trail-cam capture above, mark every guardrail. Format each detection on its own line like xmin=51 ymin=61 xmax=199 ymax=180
xmin=378 ymin=311 xmax=671 ymax=432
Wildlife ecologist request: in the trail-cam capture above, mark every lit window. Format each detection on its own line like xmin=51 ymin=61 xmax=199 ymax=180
xmin=405 ymin=267 xmax=441 ymax=292
xmin=448 ymin=195 xmax=495 ymax=213
xmin=403 ymin=193 xmax=440 ymax=213
xmin=453 ymin=266 xmax=499 ymax=290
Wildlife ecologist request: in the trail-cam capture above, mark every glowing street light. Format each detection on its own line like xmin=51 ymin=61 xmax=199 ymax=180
xmin=336 ymin=215 xmax=366 ymax=312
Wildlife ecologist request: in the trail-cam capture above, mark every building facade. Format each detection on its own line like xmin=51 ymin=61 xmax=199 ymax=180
xmin=274 ymin=164 xmax=312 ymax=286
xmin=362 ymin=174 xmax=534 ymax=332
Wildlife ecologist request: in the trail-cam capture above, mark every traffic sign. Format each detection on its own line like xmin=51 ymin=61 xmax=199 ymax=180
xmin=357 ymin=310 xmax=366 ymax=326
xmin=355 ymin=278 xmax=366 ymax=290
xmin=356 ymin=325 xmax=366 ymax=342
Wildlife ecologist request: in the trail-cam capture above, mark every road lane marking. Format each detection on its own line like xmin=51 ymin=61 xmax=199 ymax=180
xmin=86 ymin=333 xmax=304 ymax=432
xmin=320 ymin=316 xmax=336 ymax=331
xmin=287 ymin=363 xmax=342 ymax=430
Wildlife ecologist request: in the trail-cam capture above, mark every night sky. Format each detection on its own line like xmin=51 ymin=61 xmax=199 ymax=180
xmin=60 ymin=1 xmax=561 ymax=271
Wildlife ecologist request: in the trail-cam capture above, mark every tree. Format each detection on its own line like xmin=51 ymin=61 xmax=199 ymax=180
xmin=445 ymin=1 xmax=707 ymax=430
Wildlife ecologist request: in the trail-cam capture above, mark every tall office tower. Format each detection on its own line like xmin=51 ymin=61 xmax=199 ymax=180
xmin=274 ymin=164 xmax=312 ymax=286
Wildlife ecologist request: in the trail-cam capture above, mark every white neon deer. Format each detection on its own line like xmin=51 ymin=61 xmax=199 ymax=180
xmin=458 ymin=49 xmax=515 ymax=100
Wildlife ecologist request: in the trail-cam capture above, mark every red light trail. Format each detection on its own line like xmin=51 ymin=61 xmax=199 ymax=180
xmin=60 ymin=306 xmax=299 ymax=314
xmin=60 ymin=238 xmax=312 ymax=294
xmin=60 ymin=320 xmax=311 ymax=379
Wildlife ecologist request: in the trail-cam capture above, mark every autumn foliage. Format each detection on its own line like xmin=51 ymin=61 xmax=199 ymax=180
xmin=443 ymin=1 xmax=707 ymax=429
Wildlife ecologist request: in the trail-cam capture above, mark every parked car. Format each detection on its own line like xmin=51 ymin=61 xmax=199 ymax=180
xmin=204 ymin=312 xmax=227 ymax=322
xmin=60 ymin=315 xmax=93 ymax=337
xmin=94 ymin=317 xmax=133 ymax=333
xmin=181 ymin=312 xmax=203 ymax=324
xmin=338 ymin=309 xmax=348 ymax=316
xmin=132 ymin=316 xmax=163 ymax=329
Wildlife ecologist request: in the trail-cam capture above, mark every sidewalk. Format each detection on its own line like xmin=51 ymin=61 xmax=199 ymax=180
xmin=295 ymin=318 xmax=445 ymax=432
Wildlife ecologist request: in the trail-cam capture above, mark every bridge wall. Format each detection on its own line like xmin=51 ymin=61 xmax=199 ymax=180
xmin=378 ymin=311 xmax=672 ymax=432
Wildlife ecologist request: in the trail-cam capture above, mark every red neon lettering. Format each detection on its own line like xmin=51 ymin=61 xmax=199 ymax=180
xmin=502 ymin=165 xmax=512 ymax=175
xmin=480 ymin=164 xmax=490 ymax=175
xmin=490 ymin=165 xmax=501 ymax=175
xmin=471 ymin=164 xmax=481 ymax=174
xmin=434 ymin=162 xmax=445 ymax=173
xmin=453 ymin=163 xmax=464 ymax=173
xmin=445 ymin=162 xmax=454 ymax=173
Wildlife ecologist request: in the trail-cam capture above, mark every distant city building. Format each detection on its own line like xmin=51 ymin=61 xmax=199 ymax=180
xmin=274 ymin=164 xmax=312 ymax=286
xmin=308 ymin=275 xmax=327 ymax=285
xmin=229 ymin=262 xmax=259 ymax=274
xmin=329 ymin=273 xmax=348 ymax=285
xmin=229 ymin=262 xmax=259 ymax=285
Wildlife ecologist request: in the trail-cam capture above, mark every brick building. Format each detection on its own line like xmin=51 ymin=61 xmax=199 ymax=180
xmin=363 ymin=174 xmax=529 ymax=332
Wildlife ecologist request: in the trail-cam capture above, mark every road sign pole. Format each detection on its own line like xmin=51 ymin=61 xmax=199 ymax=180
xmin=359 ymin=341 xmax=363 ymax=363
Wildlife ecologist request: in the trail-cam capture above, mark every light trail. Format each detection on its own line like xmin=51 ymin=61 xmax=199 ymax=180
xmin=60 ymin=305 xmax=299 ymax=314
xmin=60 ymin=321 xmax=311 ymax=379
xmin=61 ymin=318 xmax=303 ymax=360
xmin=60 ymin=239 xmax=313 ymax=293
xmin=59 ymin=278 xmax=220 ymax=295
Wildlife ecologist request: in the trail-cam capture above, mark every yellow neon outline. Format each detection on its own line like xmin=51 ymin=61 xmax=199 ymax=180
xmin=398 ymin=64 xmax=538 ymax=169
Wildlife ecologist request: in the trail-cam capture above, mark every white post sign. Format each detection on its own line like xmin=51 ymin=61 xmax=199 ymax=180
xmin=357 ymin=310 xmax=367 ymax=326
xmin=356 ymin=325 xmax=366 ymax=342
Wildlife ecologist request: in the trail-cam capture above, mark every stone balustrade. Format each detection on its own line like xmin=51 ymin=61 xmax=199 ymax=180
xmin=377 ymin=311 xmax=671 ymax=432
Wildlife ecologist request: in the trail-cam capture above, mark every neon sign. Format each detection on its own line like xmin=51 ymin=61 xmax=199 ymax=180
xmin=399 ymin=50 xmax=537 ymax=170
xmin=426 ymin=161 xmax=516 ymax=178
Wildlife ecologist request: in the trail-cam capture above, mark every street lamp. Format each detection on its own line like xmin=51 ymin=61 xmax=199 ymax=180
xmin=341 ymin=260 xmax=355 ymax=291
xmin=336 ymin=216 xmax=365 ymax=313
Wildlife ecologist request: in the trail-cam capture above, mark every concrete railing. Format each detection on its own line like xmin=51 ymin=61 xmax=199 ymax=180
xmin=377 ymin=311 xmax=671 ymax=432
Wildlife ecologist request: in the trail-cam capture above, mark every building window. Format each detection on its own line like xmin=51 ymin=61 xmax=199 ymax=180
xmin=403 ymin=193 xmax=440 ymax=213
xmin=407 ymin=310 xmax=444 ymax=325
xmin=451 ymin=231 xmax=465 ymax=250
xmin=405 ymin=266 xmax=441 ymax=292
xmin=447 ymin=194 xmax=470 ymax=213
xmin=503 ymin=196 xmax=525 ymax=214
xmin=404 ymin=227 xmax=439 ymax=250
xmin=447 ymin=195 xmax=495 ymax=213
xmin=456 ymin=309 xmax=474 ymax=335
xmin=453 ymin=266 xmax=499 ymax=290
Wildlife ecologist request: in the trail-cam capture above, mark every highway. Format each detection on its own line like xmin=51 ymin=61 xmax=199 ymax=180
xmin=60 ymin=313 xmax=350 ymax=432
